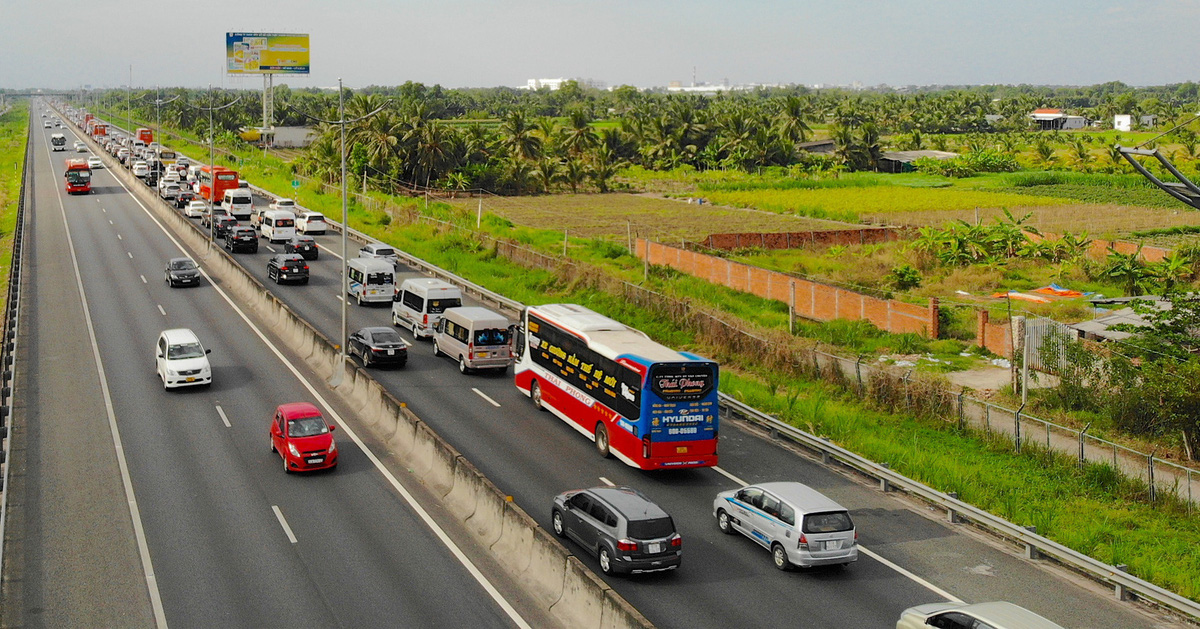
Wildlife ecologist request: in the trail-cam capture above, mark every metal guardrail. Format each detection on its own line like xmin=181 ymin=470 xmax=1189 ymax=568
xmin=718 ymin=392 xmax=1200 ymax=622
xmin=90 ymin=109 xmax=1200 ymax=623
xmin=0 ymin=106 xmax=33 ymax=583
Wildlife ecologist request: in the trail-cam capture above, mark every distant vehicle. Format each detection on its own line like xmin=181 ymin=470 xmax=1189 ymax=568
xmin=63 ymin=158 xmax=92 ymax=194
xmin=132 ymin=161 xmax=149 ymax=178
xmin=221 ymin=188 xmax=253 ymax=221
xmin=266 ymin=253 xmax=309 ymax=285
xmin=552 ymin=486 xmax=682 ymax=576
xmin=392 ymin=278 xmax=461 ymax=339
xmin=136 ymin=127 xmax=153 ymax=145
xmin=74 ymin=141 xmax=87 ymax=152
xmin=432 ymin=306 xmax=513 ymax=374
xmin=348 ymin=326 xmax=409 ymax=368
xmin=174 ymin=191 xmax=197 ymax=209
xmin=213 ymin=216 xmax=239 ymax=239
xmin=358 ymin=243 xmax=398 ymax=266
xmin=270 ymin=402 xmax=338 ymax=473
xmin=296 ymin=210 xmax=327 ymax=234
xmin=50 ymin=133 xmax=66 ymax=151
xmin=259 ymin=209 xmax=295 ymax=243
xmin=284 ymin=235 xmax=318 ymax=260
xmin=198 ymin=165 xmax=238 ymax=203
xmin=224 ymin=226 xmax=259 ymax=253
xmin=346 ymin=258 xmax=394 ymax=306
xmin=269 ymin=198 xmax=296 ymax=211
xmin=714 ymin=481 xmax=857 ymax=570
xmin=155 ymin=328 xmax=212 ymax=390
xmin=896 ymin=601 xmax=1065 ymax=629
xmin=43 ymin=120 xmax=52 ymax=128
xmin=159 ymin=182 xmax=182 ymax=200
xmin=200 ymin=206 xmax=229 ymax=228
xmin=184 ymin=200 xmax=207 ymax=218
xmin=164 ymin=257 xmax=201 ymax=287
xmin=514 ymin=303 xmax=720 ymax=469
xmin=86 ymin=156 xmax=103 ymax=170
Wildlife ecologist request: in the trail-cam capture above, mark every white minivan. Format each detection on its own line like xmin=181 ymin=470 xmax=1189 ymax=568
xmin=259 ymin=209 xmax=296 ymax=243
xmin=432 ymin=306 xmax=513 ymax=373
xmin=392 ymin=278 xmax=462 ymax=338
xmin=347 ymin=258 xmax=395 ymax=306
xmin=221 ymin=188 xmax=254 ymax=221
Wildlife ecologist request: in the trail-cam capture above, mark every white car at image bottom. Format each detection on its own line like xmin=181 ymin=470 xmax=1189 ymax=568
xmin=895 ymin=601 xmax=1065 ymax=629
xmin=155 ymin=328 xmax=212 ymax=389
xmin=713 ymin=481 xmax=857 ymax=570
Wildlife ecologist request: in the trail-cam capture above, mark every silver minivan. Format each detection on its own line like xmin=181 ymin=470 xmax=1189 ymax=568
xmin=347 ymin=258 xmax=395 ymax=306
xmin=713 ymin=481 xmax=857 ymax=570
xmin=896 ymin=601 xmax=1065 ymax=629
xmin=392 ymin=278 xmax=462 ymax=338
xmin=432 ymin=306 xmax=513 ymax=373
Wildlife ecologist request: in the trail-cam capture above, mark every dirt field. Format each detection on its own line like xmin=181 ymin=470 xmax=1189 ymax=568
xmin=864 ymin=203 xmax=1200 ymax=240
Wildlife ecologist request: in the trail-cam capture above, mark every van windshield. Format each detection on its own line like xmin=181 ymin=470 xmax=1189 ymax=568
xmin=474 ymin=328 xmax=510 ymax=346
xmin=366 ymin=272 xmax=392 ymax=285
xmin=626 ymin=516 xmax=675 ymax=540
xmin=167 ymin=342 xmax=205 ymax=360
xmin=428 ymin=298 xmax=461 ymax=314
xmin=802 ymin=511 xmax=854 ymax=533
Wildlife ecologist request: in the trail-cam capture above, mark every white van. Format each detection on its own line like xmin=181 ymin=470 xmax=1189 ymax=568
xmin=296 ymin=211 xmax=327 ymax=234
xmin=260 ymin=209 xmax=296 ymax=243
xmin=347 ymin=258 xmax=395 ymax=306
xmin=221 ymin=189 xmax=254 ymax=221
xmin=432 ymin=306 xmax=513 ymax=373
xmin=392 ymin=278 xmax=463 ymax=339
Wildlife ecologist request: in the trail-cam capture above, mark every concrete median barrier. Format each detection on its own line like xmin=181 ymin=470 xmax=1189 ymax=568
xmin=87 ymin=130 xmax=651 ymax=628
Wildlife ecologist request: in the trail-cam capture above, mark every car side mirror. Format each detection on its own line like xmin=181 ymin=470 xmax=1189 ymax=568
xmin=271 ymin=425 xmax=281 ymax=436
xmin=205 ymin=349 xmax=212 ymax=355
xmin=392 ymin=294 xmax=401 ymax=302
xmin=329 ymin=425 xmax=337 ymax=432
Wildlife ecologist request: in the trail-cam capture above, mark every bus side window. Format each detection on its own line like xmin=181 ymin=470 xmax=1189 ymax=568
xmin=514 ymin=324 xmax=525 ymax=358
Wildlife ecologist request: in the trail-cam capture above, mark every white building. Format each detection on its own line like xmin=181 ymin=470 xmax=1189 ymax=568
xmin=1114 ymin=114 xmax=1132 ymax=132
xmin=526 ymin=78 xmax=566 ymax=91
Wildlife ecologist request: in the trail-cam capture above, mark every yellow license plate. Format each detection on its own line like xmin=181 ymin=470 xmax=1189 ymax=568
xmin=676 ymin=446 xmax=688 ymax=454
xmin=186 ymin=377 xmax=195 ymax=382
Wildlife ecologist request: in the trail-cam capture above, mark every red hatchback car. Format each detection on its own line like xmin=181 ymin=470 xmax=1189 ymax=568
xmin=270 ymin=402 xmax=338 ymax=472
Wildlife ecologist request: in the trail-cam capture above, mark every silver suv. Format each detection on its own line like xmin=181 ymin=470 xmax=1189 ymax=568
xmin=714 ymin=481 xmax=858 ymax=570
xmin=552 ymin=486 xmax=681 ymax=576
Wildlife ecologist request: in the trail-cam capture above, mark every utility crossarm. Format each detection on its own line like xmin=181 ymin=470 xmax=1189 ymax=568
xmin=1118 ymin=145 xmax=1200 ymax=209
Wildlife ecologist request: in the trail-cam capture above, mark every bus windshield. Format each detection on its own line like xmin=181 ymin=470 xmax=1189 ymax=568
xmin=66 ymin=170 xmax=91 ymax=183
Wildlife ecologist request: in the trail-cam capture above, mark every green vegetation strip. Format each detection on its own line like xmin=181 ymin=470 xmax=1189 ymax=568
xmin=0 ymin=102 xmax=29 ymax=311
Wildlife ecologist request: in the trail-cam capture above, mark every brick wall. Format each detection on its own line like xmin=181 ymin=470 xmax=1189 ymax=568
xmin=1029 ymin=231 xmax=1171 ymax=263
xmin=638 ymin=239 xmax=940 ymax=338
xmin=703 ymin=227 xmax=906 ymax=251
xmin=976 ymin=309 xmax=1014 ymax=358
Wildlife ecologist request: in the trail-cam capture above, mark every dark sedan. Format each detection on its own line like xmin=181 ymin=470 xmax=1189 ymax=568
xmin=266 ymin=253 xmax=310 ymax=285
xmin=284 ymin=235 xmax=319 ymax=260
xmin=164 ymin=257 xmax=201 ymax=287
xmin=174 ymin=190 xmax=198 ymax=209
xmin=348 ymin=326 xmax=409 ymax=368
xmin=214 ymin=216 xmax=239 ymax=239
xmin=224 ymin=226 xmax=259 ymax=253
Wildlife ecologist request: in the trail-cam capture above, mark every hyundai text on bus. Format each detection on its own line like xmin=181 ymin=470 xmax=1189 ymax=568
xmin=514 ymin=303 xmax=719 ymax=470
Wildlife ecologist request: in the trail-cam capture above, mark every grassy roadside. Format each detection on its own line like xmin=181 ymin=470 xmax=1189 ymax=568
xmin=87 ymin=109 xmax=1200 ymax=602
xmin=0 ymin=102 xmax=29 ymax=311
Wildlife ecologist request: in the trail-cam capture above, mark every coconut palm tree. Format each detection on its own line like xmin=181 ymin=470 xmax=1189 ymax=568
xmin=562 ymin=158 xmax=588 ymax=193
xmin=589 ymin=144 xmax=625 ymax=193
xmin=500 ymin=110 xmax=543 ymax=161
xmin=535 ymin=158 xmax=562 ymax=194
xmin=562 ymin=109 xmax=597 ymax=157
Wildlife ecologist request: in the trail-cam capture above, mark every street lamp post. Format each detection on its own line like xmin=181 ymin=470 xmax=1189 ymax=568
xmin=289 ymin=79 xmax=389 ymax=386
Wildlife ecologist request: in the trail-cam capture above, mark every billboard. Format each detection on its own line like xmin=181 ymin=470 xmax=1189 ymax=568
xmin=226 ymin=33 xmax=310 ymax=74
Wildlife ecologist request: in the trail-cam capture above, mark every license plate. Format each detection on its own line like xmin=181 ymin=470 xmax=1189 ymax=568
xmin=478 ymin=351 xmax=489 ymax=357
xmin=826 ymin=540 xmax=841 ymax=550
xmin=185 ymin=377 xmax=195 ymax=382
xmin=648 ymin=543 xmax=662 ymax=554
xmin=387 ymin=349 xmax=394 ymax=356
xmin=306 ymin=457 xmax=324 ymax=465
xmin=676 ymin=446 xmax=688 ymax=454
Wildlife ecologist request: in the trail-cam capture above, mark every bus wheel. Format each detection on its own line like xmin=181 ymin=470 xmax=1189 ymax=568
xmin=594 ymin=423 xmax=611 ymax=458
xmin=530 ymin=381 xmax=546 ymax=412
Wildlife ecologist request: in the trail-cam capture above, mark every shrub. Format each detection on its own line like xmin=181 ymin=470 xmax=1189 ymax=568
xmin=888 ymin=264 xmax=922 ymax=289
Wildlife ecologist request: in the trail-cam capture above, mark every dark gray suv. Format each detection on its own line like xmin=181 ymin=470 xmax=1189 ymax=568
xmin=551 ymin=486 xmax=681 ymax=576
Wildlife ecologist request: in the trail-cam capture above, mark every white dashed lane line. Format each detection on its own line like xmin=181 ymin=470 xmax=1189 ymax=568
xmin=157 ymin=304 xmax=166 ymax=316
xmin=599 ymin=477 xmax=615 ymax=487
xmin=140 ymin=275 xmax=147 ymax=284
xmin=472 ymin=388 xmax=501 ymax=407
xmin=271 ymin=506 xmax=298 ymax=544
xmin=127 ymin=252 xmax=133 ymax=259
xmin=214 ymin=405 xmax=232 ymax=428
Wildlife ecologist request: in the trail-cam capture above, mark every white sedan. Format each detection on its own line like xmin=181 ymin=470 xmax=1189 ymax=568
xmin=185 ymin=200 xmax=207 ymax=218
xmin=87 ymin=156 xmax=104 ymax=169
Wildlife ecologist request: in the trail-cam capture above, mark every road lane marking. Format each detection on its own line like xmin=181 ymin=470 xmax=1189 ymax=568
xmin=157 ymin=304 xmax=166 ymax=316
xmin=472 ymin=388 xmax=501 ymax=407
xmin=271 ymin=506 xmax=298 ymax=544
xmin=214 ymin=405 xmax=232 ymax=428
xmin=109 ymin=220 xmax=113 ymax=224
xmin=127 ymin=252 xmax=133 ymax=259
xmin=140 ymin=275 xmax=147 ymax=284
xmin=115 ymin=165 xmax=534 ymax=629
xmin=40 ymin=127 xmax=168 ymax=628
xmin=265 ymin=245 xmax=276 ymax=252
xmin=336 ymin=295 xmax=344 ymax=302
xmin=708 ymin=466 xmax=960 ymax=602
xmin=599 ymin=477 xmax=615 ymax=487
xmin=118 ymin=234 xmax=123 ymax=240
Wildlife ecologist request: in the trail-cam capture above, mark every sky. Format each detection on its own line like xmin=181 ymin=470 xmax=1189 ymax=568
xmin=3 ymin=0 xmax=1200 ymax=91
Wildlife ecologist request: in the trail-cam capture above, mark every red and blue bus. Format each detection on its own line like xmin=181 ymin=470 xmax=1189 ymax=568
xmin=64 ymin=158 xmax=92 ymax=194
xmin=514 ymin=303 xmax=719 ymax=470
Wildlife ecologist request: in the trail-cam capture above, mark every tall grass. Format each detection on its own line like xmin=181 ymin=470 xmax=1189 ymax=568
xmin=1001 ymin=171 xmax=1157 ymax=189
xmin=0 ymin=102 xmax=29 ymax=305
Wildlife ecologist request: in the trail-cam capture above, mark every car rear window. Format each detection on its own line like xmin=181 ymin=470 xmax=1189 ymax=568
xmin=374 ymin=247 xmax=395 ymax=256
xmin=428 ymin=298 xmax=461 ymax=314
xmin=474 ymin=328 xmax=510 ymax=346
xmin=372 ymin=330 xmax=404 ymax=344
xmin=802 ymin=511 xmax=853 ymax=533
xmin=366 ymin=272 xmax=391 ymax=285
xmin=626 ymin=516 xmax=675 ymax=540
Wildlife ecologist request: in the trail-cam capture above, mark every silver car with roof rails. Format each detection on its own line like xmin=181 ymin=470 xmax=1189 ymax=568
xmin=714 ymin=481 xmax=858 ymax=570
xmin=552 ymin=486 xmax=682 ymax=576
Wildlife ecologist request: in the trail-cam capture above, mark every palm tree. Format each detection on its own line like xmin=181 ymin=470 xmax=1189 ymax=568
xmin=562 ymin=158 xmax=588 ymax=193
xmin=773 ymin=95 xmax=813 ymax=145
xmin=500 ymin=110 xmax=542 ymax=161
xmin=535 ymin=158 xmax=562 ymax=194
xmin=562 ymin=109 xmax=597 ymax=157
xmin=506 ymin=158 xmax=536 ymax=194
xmin=589 ymin=144 xmax=626 ymax=193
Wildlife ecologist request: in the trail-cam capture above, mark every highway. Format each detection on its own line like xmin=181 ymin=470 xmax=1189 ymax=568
xmin=3 ymin=102 xmax=542 ymax=628
xmin=9 ymin=102 xmax=1180 ymax=628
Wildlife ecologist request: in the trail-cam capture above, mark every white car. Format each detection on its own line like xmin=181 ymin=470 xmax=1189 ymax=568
xmin=185 ymin=200 xmax=207 ymax=218
xmin=269 ymin=198 xmax=296 ymax=212
xmin=358 ymin=243 xmax=398 ymax=266
xmin=132 ymin=161 xmax=149 ymax=177
xmin=74 ymin=141 xmax=87 ymax=153
xmin=159 ymin=183 xmax=182 ymax=200
xmin=896 ymin=601 xmax=1064 ymax=629
xmin=87 ymin=156 xmax=103 ymax=169
xmin=43 ymin=120 xmax=52 ymax=128
xmin=296 ymin=211 xmax=327 ymax=234
xmin=155 ymin=328 xmax=212 ymax=390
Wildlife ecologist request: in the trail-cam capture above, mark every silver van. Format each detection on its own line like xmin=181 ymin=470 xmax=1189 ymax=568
xmin=392 ymin=278 xmax=462 ymax=339
xmin=713 ymin=481 xmax=857 ymax=570
xmin=222 ymin=189 xmax=254 ymax=221
xmin=347 ymin=258 xmax=395 ymax=306
xmin=432 ymin=306 xmax=513 ymax=373
xmin=260 ymin=209 xmax=296 ymax=243
xmin=896 ymin=601 xmax=1065 ymax=629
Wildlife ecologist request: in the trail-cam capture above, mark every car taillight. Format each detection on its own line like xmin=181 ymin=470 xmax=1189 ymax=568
xmin=616 ymin=540 xmax=637 ymax=552
xmin=798 ymin=534 xmax=808 ymax=550
xmin=422 ymin=314 xmax=428 ymax=326
xmin=642 ymin=435 xmax=651 ymax=459
xmin=467 ymin=342 xmax=474 ymax=360
xmin=670 ymin=535 xmax=682 ymax=548
xmin=303 ymin=265 xmax=309 ymax=270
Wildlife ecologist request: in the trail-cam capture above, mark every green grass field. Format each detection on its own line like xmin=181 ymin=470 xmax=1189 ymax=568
xmin=0 ymin=102 xmax=29 ymax=309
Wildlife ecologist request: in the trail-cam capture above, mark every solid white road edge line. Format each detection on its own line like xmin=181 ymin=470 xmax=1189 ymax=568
xmin=41 ymin=128 xmax=169 ymax=628
xmin=271 ymin=506 xmax=298 ymax=544
xmin=111 ymin=166 xmax=534 ymax=629
xmin=711 ymin=466 xmax=962 ymax=603
xmin=214 ymin=405 xmax=232 ymax=428
xmin=472 ymin=388 xmax=501 ymax=408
